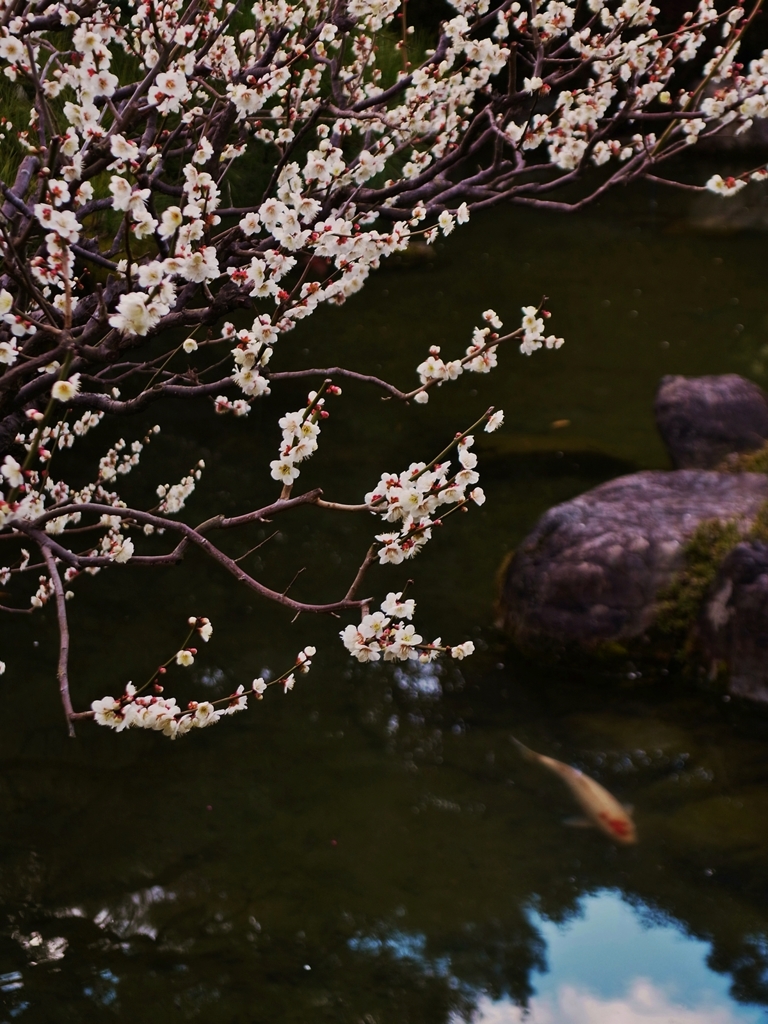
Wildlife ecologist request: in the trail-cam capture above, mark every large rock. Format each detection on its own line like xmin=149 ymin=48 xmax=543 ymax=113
xmin=698 ymin=542 xmax=768 ymax=703
xmin=500 ymin=470 xmax=768 ymax=653
xmin=655 ymin=374 xmax=768 ymax=470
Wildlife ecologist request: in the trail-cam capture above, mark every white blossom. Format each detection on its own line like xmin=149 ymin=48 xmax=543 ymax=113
xmin=1 ymin=455 xmax=23 ymax=489
xmin=706 ymin=174 xmax=747 ymax=196
xmin=51 ymin=375 xmax=81 ymax=402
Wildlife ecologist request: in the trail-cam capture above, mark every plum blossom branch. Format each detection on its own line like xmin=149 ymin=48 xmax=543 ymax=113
xmin=18 ymin=502 xmax=371 ymax=615
xmin=340 ymin=593 xmax=475 ymax=664
xmin=0 ymin=0 xmax=764 ymax=731
xmin=88 ymin=616 xmax=316 ymax=738
xmin=0 ymin=0 xmax=760 ymax=437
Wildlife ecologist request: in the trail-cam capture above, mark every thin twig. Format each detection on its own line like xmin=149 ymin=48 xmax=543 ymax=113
xmin=345 ymin=544 xmax=377 ymax=601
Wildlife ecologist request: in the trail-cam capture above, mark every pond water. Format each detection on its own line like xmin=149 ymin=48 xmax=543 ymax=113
xmin=3 ymin=173 xmax=768 ymax=1022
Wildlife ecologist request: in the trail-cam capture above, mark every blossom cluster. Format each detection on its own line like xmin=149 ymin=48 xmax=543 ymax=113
xmin=157 ymin=461 xmax=206 ymax=515
xmin=341 ymin=592 xmax=475 ymax=663
xmin=519 ymin=307 xmax=565 ymax=357
xmin=0 ymin=419 xmax=161 ymax=547
xmin=364 ymin=412 xmax=502 ymax=566
xmin=91 ymin=617 xmax=316 ymax=739
xmin=414 ymin=308 xmax=564 ymax=400
xmin=0 ymin=0 xmax=761 ymax=426
xmin=270 ymin=386 xmax=340 ymax=489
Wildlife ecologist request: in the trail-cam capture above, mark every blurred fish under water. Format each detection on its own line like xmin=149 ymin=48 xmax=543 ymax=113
xmin=512 ymin=738 xmax=638 ymax=845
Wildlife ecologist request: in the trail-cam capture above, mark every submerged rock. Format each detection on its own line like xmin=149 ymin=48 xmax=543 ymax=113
xmin=500 ymin=470 xmax=768 ymax=655
xmin=655 ymin=374 xmax=768 ymax=470
xmin=697 ymin=542 xmax=768 ymax=703
xmin=688 ymin=181 xmax=768 ymax=233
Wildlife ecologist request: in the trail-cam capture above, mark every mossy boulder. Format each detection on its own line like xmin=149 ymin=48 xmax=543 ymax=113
xmin=655 ymin=374 xmax=768 ymax=470
xmin=499 ymin=470 xmax=768 ymax=661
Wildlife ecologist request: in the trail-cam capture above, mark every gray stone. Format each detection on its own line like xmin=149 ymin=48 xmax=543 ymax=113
xmin=655 ymin=374 xmax=768 ymax=469
xmin=697 ymin=542 xmax=768 ymax=703
xmin=500 ymin=470 xmax=768 ymax=653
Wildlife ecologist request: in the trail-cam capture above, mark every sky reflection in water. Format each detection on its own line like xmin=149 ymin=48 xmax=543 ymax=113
xmin=471 ymin=892 xmax=765 ymax=1024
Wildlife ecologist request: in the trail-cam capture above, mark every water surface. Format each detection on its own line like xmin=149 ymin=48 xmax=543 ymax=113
xmin=2 ymin=175 xmax=768 ymax=1022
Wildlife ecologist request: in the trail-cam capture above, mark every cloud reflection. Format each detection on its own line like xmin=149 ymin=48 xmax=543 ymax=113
xmin=470 ymin=979 xmax=756 ymax=1024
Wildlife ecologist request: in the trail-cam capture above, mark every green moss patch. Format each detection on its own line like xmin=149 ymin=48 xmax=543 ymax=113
xmin=720 ymin=443 xmax=768 ymax=473
xmin=748 ymin=501 xmax=768 ymax=543
xmin=656 ymin=518 xmax=743 ymax=639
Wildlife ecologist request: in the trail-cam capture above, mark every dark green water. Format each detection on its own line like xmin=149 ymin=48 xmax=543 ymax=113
xmin=3 ymin=178 xmax=768 ymax=1023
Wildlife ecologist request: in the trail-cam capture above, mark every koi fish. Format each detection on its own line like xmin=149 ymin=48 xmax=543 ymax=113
xmin=512 ymin=738 xmax=638 ymax=845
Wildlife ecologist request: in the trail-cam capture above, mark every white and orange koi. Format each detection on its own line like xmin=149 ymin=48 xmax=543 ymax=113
xmin=512 ymin=738 xmax=638 ymax=845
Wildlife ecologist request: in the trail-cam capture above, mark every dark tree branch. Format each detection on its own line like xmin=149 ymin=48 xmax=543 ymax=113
xmin=39 ymin=542 xmax=76 ymax=737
